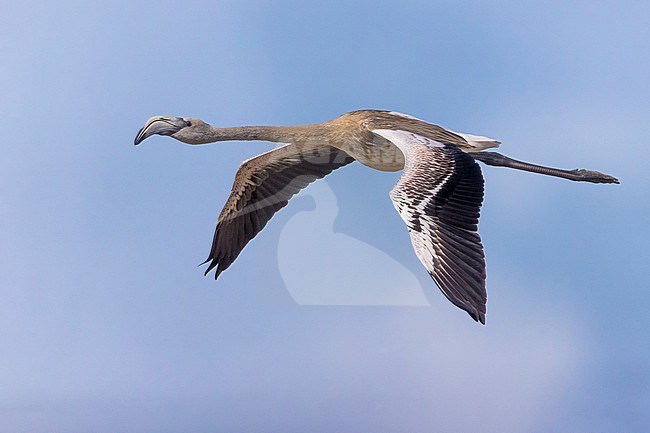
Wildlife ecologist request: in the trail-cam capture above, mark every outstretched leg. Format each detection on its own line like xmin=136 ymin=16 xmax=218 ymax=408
xmin=468 ymin=151 xmax=619 ymax=184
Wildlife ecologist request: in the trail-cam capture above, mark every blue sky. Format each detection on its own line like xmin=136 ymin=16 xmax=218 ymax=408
xmin=2 ymin=1 xmax=649 ymax=432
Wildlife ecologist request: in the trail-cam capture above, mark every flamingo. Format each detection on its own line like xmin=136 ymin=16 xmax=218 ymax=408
xmin=135 ymin=110 xmax=618 ymax=323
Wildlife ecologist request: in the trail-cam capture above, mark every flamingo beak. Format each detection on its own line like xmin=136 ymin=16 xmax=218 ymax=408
xmin=134 ymin=116 xmax=187 ymax=145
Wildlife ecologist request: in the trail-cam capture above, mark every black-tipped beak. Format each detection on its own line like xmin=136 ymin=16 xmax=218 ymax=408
xmin=134 ymin=116 xmax=187 ymax=145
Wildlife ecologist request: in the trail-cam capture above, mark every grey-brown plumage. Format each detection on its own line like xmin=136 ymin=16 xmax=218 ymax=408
xmin=202 ymin=143 xmax=354 ymax=279
xmin=135 ymin=109 xmax=619 ymax=324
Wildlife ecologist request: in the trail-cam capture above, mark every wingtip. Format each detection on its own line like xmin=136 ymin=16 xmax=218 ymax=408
xmin=469 ymin=309 xmax=486 ymax=325
xmin=199 ymin=258 xmax=225 ymax=281
xmin=202 ymin=258 xmax=218 ymax=276
xmin=199 ymin=256 xmax=212 ymax=275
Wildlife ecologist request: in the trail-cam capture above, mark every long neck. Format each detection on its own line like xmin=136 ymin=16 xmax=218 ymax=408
xmin=194 ymin=123 xmax=331 ymax=144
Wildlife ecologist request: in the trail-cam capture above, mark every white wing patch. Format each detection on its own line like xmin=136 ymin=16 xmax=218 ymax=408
xmin=372 ymin=129 xmax=445 ymax=150
xmin=385 ymin=112 xmax=501 ymax=151
xmin=373 ymin=130 xmax=453 ymax=226
xmin=387 ymin=111 xmax=425 ymax=122
xmin=447 ymin=129 xmax=501 ymax=151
